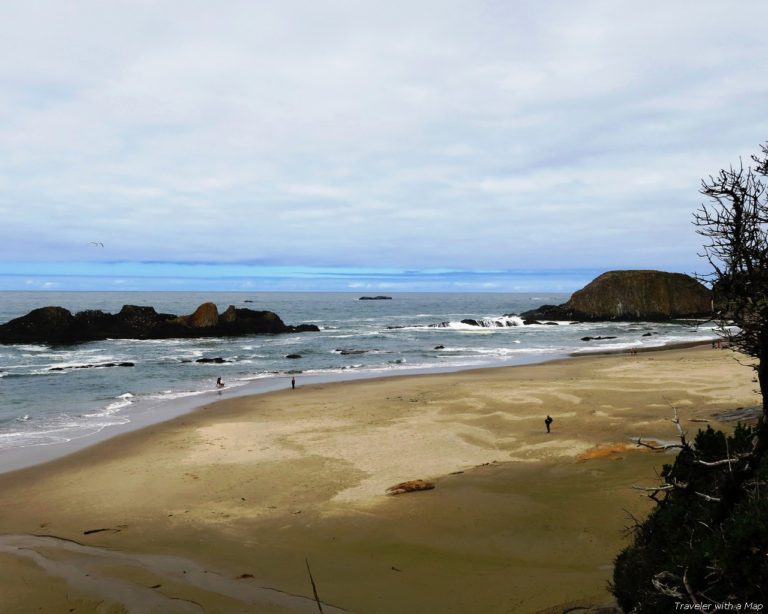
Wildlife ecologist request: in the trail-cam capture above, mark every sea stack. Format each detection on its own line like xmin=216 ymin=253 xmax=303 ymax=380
xmin=522 ymin=270 xmax=713 ymax=321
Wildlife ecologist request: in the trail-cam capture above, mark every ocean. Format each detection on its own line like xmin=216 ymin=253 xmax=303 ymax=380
xmin=0 ymin=291 xmax=717 ymax=471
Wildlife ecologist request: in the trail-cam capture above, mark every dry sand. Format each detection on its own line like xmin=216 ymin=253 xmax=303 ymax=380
xmin=0 ymin=345 xmax=760 ymax=613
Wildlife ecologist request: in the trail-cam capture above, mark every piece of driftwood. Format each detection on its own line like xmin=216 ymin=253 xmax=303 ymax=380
xmin=386 ymin=479 xmax=435 ymax=495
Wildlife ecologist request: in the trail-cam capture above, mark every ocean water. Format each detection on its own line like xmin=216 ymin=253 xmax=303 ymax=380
xmin=0 ymin=291 xmax=717 ymax=469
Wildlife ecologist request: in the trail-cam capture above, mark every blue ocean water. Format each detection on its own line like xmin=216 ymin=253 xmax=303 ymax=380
xmin=0 ymin=291 xmax=717 ymax=467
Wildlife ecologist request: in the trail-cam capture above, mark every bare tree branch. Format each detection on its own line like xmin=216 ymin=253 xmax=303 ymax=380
xmin=683 ymin=568 xmax=700 ymax=606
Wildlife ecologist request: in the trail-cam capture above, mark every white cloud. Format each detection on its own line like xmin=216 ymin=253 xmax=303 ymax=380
xmin=1 ymin=0 xmax=767 ymax=279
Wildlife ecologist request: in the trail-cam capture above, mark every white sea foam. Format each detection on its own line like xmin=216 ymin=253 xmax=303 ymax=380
xmin=0 ymin=412 xmax=129 ymax=450
xmin=83 ymin=403 xmax=132 ymax=418
xmin=236 ymin=372 xmax=276 ymax=382
xmin=82 ymin=393 xmax=135 ymax=417
xmin=508 ymin=347 xmax=570 ymax=355
xmin=401 ymin=315 xmax=530 ymax=331
xmin=13 ymin=344 xmax=50 ymax=352
xmin=439 ymin=344 xmax=520 ymax=355
xmin=144 ymin=389 xmax=210 ymax=402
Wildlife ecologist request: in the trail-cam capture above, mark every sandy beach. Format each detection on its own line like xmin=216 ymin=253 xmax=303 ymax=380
xmin=0 ymin=345 xmax=760 ymax=613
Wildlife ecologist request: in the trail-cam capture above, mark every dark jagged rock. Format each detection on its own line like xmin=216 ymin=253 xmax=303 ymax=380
xmin=581 ymin=336 xmax=618 ymax=342
xmin=49 ymin=362 xmax=135 ymax=372
xmin=461 ymin=319 xmax=480 ymax=327
xmin=519 ymin=304 xmax=571 ymax=320
xmin=434 ymin=345 xmax=445 ymax=350
xmin=196 ymin=357 xmax=229 ymax=364
xmin=0 ymin=306 xmax=77 ymax=344
xmin=291 ymin=324 xmax=321 ymax=333
xmin=285 ymin=354 xmax=302 ymax=359
xmin=522 ymin=319 xmax=542 ymax=325
xmin=0 ymin=303 xmax=320 ymax=345
xmin=522 ymin=270 xmax=713 ymax=322
xmin=359 ymin=296 xmax=392 ymax=300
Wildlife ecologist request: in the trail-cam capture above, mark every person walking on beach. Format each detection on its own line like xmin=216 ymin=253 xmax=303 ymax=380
xmin=545 ymin=415 xmax=553 ymax=433
xmin=216 ymin=377 xmax=224 ymax=389
xmin=291 ymin=376 xmax=296 ymax=389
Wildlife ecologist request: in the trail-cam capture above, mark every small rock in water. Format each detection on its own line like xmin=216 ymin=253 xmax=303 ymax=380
xmin=336 ymin=348 xmax=369 ymax=355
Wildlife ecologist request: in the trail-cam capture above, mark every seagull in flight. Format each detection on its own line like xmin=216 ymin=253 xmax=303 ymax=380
xmin=89 ymin=242 xmax=104 ymax=247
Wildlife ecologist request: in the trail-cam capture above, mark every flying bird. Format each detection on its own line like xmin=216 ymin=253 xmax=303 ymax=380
xmin=89 ymin=242 xmax=104 ymax=247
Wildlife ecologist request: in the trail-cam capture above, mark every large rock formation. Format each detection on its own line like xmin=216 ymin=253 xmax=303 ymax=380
xmin=182 ymin=302 xmax=220 ymax=328
xmin=522 ymin=270 xmax=713 ymax=321
xmin=0 ymin=303 xmax=319 ymax=344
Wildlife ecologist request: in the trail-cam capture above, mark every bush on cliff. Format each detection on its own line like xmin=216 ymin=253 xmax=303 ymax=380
xmin=612 ymin=424 xmax=768 ymax=610
xmin=613 ymin=141 xmax=768 ymax=610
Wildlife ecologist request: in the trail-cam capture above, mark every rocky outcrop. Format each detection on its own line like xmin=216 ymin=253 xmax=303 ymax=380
xmin=183 ymin=302 xmax=219 ymax=328
xmin=0 ymin=303 xmax=320 ymax=344
xmin=49 ymin=362 xmax=135 ymax=371
xmin=522 ymin=270 xmax=713 ymax=322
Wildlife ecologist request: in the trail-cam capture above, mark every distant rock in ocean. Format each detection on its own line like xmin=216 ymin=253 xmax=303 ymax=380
xmin=522 ymin=270 xmax=713 ymax=322
xmin=49 ymin=362 xmax=135 ymax=371
xmin=0 ymin=303 xmax=320 ymax=345
xmin=358 ymin=296 xmax=392 ymax=300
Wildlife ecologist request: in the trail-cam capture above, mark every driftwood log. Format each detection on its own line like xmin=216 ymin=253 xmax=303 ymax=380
xmin=385 ymin=479 xmax=435 ymax=495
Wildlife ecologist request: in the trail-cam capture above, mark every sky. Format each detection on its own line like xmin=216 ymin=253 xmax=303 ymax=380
xmin=1 ymin=1 xmax=767 ymax=292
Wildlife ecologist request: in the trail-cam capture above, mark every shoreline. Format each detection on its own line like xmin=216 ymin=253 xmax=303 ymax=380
xmin=0 ymin=342 xmax=757 ymax=612
xmin=0 ymin=339 xmax=713 ymax=475
xmin=570 ymin=338 xmax=715 ymax=357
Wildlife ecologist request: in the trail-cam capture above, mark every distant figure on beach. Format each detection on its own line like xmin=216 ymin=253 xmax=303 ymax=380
xmin=216 ymin=377 xmax=224 ymax=389
xmin=291 ymin=376 xmax=296 ymax=389
xmin=545 ymin=415 xmax=553 ymax=433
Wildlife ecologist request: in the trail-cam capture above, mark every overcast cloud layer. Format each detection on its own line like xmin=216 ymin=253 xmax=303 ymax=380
xmin=2 ymin=1 xmax=767 ymax=291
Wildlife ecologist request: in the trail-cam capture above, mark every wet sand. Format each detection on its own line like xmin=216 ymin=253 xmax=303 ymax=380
xmin=0 ymin=345 xmax=759 ymax=613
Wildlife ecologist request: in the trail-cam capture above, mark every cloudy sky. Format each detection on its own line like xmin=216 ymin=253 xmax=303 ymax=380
xmin=1 ymin=1 xmax=767 ymax=291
